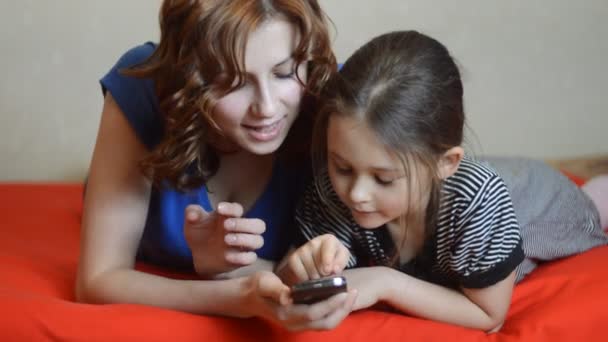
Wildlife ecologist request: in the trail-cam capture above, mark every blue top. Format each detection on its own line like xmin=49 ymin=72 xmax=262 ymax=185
xmin=100 ymin=43 xmax=308 ymax=270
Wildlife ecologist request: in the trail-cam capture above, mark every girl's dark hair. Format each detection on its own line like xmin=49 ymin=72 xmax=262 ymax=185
xmin=124 ymin=0 xmax=336 ymax=191
xmin=313 ymin=30 xmax=464 ymax=262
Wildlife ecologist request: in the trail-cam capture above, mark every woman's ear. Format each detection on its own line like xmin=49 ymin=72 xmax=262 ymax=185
xmin=438 ymin=147 xmax=464 ymax=179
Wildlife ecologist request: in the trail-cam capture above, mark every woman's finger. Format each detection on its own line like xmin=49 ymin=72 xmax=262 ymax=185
xmin=224 ymin=218 xmax=266 ymax=235
xmin=307 ymin=289 xmax=358 ymax=330
xmin=283 ymin=291 xmax=351 ymax=329
xmin=255 ymin=271 xmax=290 ymax=304
xmin=224 ymin=232 xmax=264 ymax=250
xmin=224 ymin=249 xmax=257 ymax=266
xmin=216 ymin=202 xmax=244 ymax=218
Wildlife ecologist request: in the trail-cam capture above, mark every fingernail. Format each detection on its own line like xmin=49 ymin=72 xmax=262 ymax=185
xmin=224 ymin=219 xmax=235 ymax=229
xmin=218 ymin=203 xmax=225 ymax=211
xmin=225 ymin=234 xmax=237 ymax=244
xmin=187 ymin=209 xmax=199 ymax=221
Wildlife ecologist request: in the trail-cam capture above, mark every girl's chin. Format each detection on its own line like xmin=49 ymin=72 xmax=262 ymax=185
xmin=352 ymin=212 xmax=388 ymax=229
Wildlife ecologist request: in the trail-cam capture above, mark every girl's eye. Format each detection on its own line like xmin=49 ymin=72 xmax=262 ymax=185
xmin=375 ymin=176 xmax=394 ymax=186
xmin=333 ymin=164 xmax=352 ymax=175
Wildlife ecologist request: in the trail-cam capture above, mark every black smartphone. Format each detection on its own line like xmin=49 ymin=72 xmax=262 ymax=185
xmin=291 ymin=276 xmax=347 ymax=304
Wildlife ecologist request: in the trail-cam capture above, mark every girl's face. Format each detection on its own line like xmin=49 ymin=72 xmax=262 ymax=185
xmin=212 ymin=17 xmax=307 ymax=155
xmin=327 ymin=115 xmax=428 ymax=229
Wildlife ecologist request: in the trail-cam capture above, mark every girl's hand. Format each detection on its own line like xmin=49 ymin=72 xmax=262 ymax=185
xmin=184 ymin=202 xmax=265 ymax=277
xmin=246 ymin=271 xmax=358 ymax=331
xmin=278 ymin=234 xmax=350 ymax=285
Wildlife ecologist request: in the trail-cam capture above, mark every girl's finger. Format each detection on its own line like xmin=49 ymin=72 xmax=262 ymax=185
xmin=333 ymin=245 xmax=350 ymax=274
xmin=297 ymin=248 xmax=321 ymax=280
xmin=318 ymin=237 xmax=338 ymax=276
xmin=287 ymin=253 xmax=312 ymax=283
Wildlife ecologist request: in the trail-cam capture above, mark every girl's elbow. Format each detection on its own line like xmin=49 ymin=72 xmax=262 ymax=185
xmin=75 ymin=274 xmax=94 ymax=303
xmin=486 ymin=320 xmax=505 ymax=334
xmin=75 ymin=270 xmax=107 ymax=304
xmin=482 ymin=312 xmax=507 ymax=333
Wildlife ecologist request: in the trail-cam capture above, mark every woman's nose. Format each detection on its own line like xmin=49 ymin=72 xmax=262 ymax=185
xmin=251 ymin=82 xmax=278 ymax=118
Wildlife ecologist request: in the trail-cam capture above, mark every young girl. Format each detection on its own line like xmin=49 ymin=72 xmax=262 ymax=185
xmin=277 ymin=30 xmax=608 ymax=331
xmin=77 ymin=0 xmax=357 ymax=330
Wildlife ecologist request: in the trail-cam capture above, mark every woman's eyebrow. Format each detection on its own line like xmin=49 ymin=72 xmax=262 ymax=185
xmin=275 ymin=55 xmax=294 ymax=67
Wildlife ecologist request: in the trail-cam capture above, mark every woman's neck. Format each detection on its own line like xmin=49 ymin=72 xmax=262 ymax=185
xmin=206 ymin=151 xmax=276 ymax=212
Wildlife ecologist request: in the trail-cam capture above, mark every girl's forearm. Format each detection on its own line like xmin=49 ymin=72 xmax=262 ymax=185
xmin=77 ymin=268 xmax=252 ymax=317
xmin=378 ymin=267 xmax=503 ymax=332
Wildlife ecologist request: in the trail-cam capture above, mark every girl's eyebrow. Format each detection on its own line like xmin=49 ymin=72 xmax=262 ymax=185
xmin=371 ymin=166 xmax=400 ymax=173
xmin=329 ymin=152 xmax=400 ymax=173
xmin=329 ymin=151 xmax=346 ymax=162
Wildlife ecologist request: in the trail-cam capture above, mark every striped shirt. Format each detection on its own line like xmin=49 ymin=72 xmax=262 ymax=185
xmin=295 ymin=157 xmax=525 ymax=289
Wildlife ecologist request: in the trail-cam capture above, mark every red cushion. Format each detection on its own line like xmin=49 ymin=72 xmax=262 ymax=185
xmin=1 ymin=183 xmax=607 ymax=341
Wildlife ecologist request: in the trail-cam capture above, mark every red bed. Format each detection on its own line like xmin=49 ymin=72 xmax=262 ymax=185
xmin=1 ymin=182 xmax=607 ymax=341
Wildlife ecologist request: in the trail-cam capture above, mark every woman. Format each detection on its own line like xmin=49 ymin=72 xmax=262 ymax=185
xmin=76 ymin=0 xmax=356 ymax=331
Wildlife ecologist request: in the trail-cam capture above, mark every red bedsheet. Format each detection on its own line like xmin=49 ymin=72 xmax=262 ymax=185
xmin=1 ymin=183 xmax=607 ymax=341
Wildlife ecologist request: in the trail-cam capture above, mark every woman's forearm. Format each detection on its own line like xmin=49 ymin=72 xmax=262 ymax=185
xmin=379 ymin=268 xmax=504 ymax=332
xmin=215 ymin=258 xmax=275 ymax=280
xmin=77 ymin=268 xmax=252 ymax=317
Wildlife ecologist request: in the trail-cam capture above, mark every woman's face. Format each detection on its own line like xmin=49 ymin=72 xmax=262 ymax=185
xmin=212 ymin=18 xmax=307 ymax=155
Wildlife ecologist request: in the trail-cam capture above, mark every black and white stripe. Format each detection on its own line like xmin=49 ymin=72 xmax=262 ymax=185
xmin=295 ymin=157 xmax=524 ymax=287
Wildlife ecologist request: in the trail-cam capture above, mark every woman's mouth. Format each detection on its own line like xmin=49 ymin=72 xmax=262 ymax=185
xmin=244 ymin=118 xmax=285 ymax=142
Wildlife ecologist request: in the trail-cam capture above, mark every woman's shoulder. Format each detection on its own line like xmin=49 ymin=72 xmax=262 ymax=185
xmin=113 ymin=42 xmax=157 ymax=70
xmin=99 ymin=42 xmax=163 ymax=150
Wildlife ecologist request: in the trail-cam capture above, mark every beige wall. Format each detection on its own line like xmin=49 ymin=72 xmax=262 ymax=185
xmin=1 ymin=0 xmax=606 ymax=181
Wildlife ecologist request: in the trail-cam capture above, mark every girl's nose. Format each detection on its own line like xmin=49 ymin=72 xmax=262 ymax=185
xmin=349 ymin=177 xmax=372 ymax=204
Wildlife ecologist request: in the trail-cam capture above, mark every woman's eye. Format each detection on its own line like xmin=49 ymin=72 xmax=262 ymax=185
xmin=274 ymin=70 xmax=295 ymax=79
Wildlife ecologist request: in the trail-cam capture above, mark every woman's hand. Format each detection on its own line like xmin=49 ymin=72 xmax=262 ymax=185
xmin=245 ymin=271 xmax=358 ymax=331
xmin=277 ymin=234 xmax=350 ymax=286
xmin=184 ymin=202 xmax=265 ymax=277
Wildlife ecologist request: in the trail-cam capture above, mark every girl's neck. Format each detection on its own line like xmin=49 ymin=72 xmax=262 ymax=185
xmin=386 ymin=219 xmax=426 ymax=264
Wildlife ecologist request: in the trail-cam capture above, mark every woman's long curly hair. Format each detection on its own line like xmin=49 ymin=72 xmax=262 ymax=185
xmin=124 ymin=0 xmax=336 ymax=191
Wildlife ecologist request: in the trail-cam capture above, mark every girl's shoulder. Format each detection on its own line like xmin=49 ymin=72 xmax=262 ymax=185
xmin=435 ymin=157 xmax=523 ymax=287
xmin=442 ymin=156 xmax=504 ymax=202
